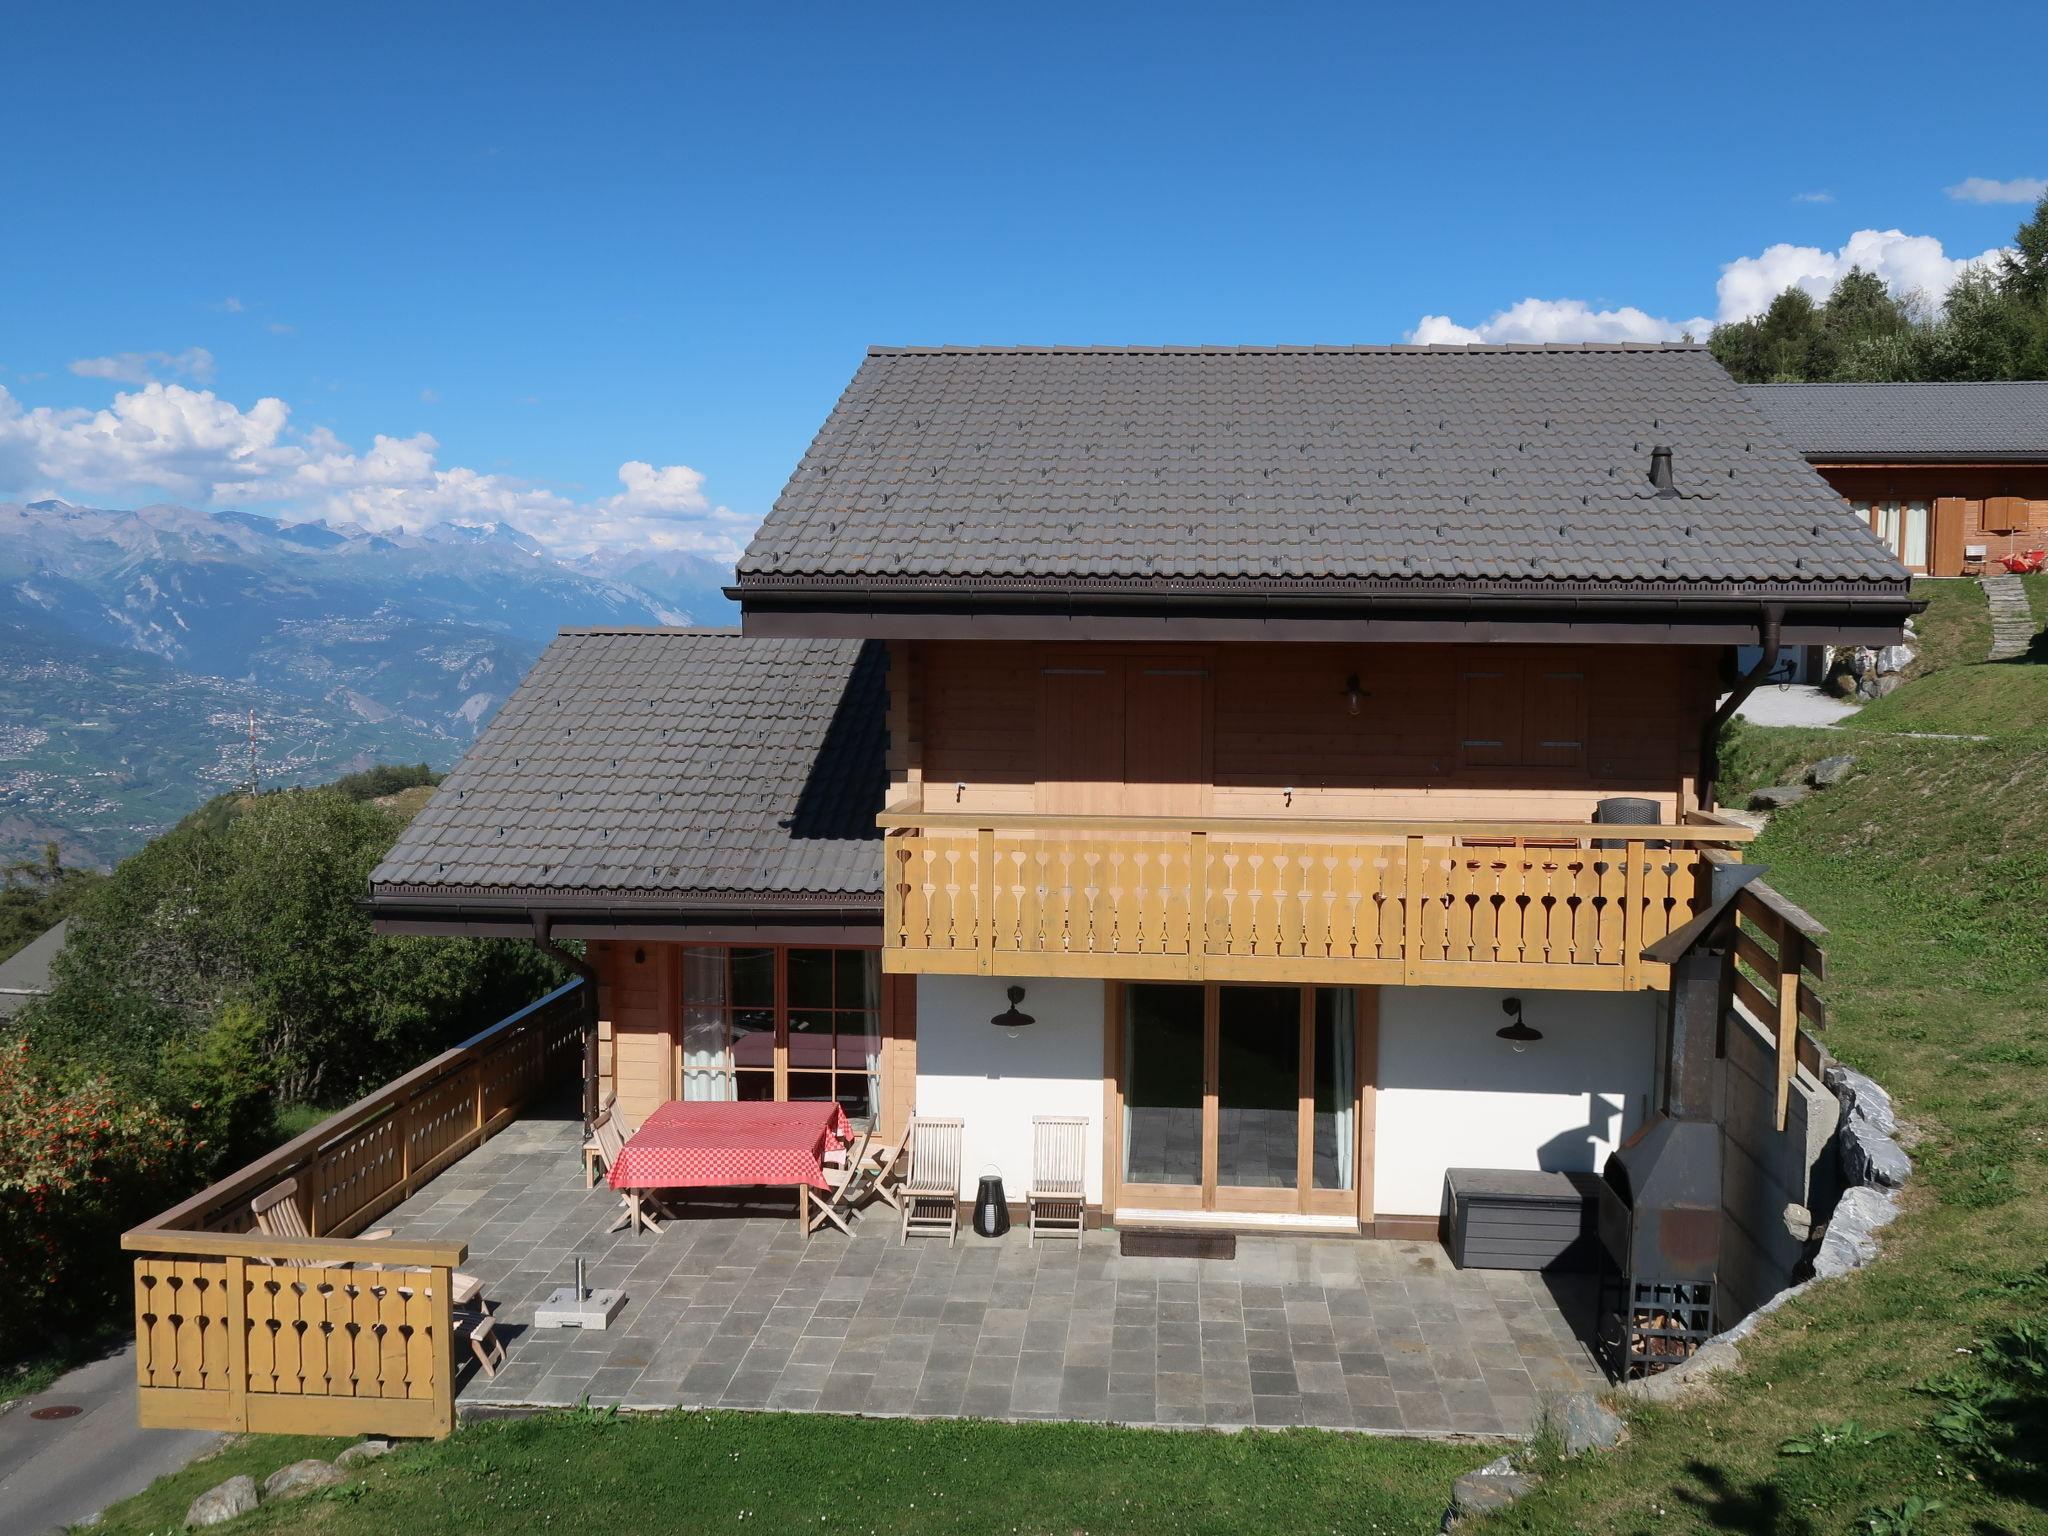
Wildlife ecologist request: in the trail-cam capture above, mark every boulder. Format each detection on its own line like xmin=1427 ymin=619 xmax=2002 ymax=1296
xmin=1545 ymin=1391 xmax=1626 ymax=1455
xmin=1842 ymin=1120 xmax=1912 ymax=1190
xmin=336 ymin=1439 xmax=392 ymax=1467
xmin=1806 ymin=754 xmax=1857 ymax=788
xmin=262 ymin=1459 xmax=347 ymax=1500
xmin=1749 ymin=785 xmax=1809 ymax=811
xmin=1826 ymin=1064 xmax=1897 ymax=1135
xmin=185 ymin=1475 xmax=259 ymax=1528
xmin=1813 ymin=1185 xmax=1899 ymax=1278
xmin=1448 ymin=1467 xmax=1535 ymax=1520
xmin=1876 ymin=644 xmax=1915 ymax=675
xmin=1868 ymin=674 xmax=1902 ymax=698
xmin=1840 ymin=647 xmax=1874 ymax=677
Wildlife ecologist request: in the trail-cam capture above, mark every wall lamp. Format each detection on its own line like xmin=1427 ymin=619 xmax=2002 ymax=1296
xmin=1496 ymin=995 xmax=1543 ymax=1052
xmin=991 ymin=985 xmax=1035 ymax=1029
xmin=1341 ymin=674 xmax=1367 ymax=716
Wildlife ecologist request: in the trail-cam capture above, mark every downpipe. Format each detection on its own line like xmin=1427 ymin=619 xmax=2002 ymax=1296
xmin=1698 ymin=606 xmax=1783 ymax=810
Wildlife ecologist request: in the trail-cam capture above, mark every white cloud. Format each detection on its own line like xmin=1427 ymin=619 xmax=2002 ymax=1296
xmin=419 ymin=387 xmax=440 ymax=404
xmin=1713 ymin=228 xmax=2005 ymax=321
xmin=1793 ymin=191 xmax=1834 ymax=204
xmin=68 ymin=347 xmax=217 ymax=386
xmin=0 ymin=379 xmax=751 ymax=561
xmin=1946 ymin=176 xmax=2047 ymax=205
xmin=1408 ymin=226 xmax=2010 ymax=346
xmin=266 ymin=321 xmax=295 ymax=336
xmin=1408 ymin=298 xmax=1712 ymax=347
xmin=215 ymin=297 xmax=245 ymax=313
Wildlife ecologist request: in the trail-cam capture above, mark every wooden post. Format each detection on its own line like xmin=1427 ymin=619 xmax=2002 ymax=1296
xmin=224 ymin=1255 xmax=250 ymax=1431
xmin=1621 ymin=839 xmax=1646 ymax=991
xmin=1189 ymin=830 xmax=1208 ymax=979
xmin=978 ymin=826 xmax=996 ymax=974
xmin=1402 ymin=835 xmax=1424 ymax=986
xmin=429 ymin=1265 xmax=456 ymax=1436
xmin=1775 ymin=931 xmax=1804 ymax=1130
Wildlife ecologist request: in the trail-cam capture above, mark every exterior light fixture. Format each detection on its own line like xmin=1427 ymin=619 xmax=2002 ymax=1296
xmin=1496 ymin=995 xmax=1543 ymax=1051
xmin=990 ymin=985 xmax=1035 ymax=1029
xmin=1341 ymin=675 xmax=1367 ymax=716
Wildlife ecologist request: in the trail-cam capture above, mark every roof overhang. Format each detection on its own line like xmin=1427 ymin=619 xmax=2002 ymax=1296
xmin=366 ymin=887 xmax=882 ymax=943
xmin=1807 ymin=455 xmax=2048 ymax=468
xmin=734 ymin=578 xmax=1919 ymax=647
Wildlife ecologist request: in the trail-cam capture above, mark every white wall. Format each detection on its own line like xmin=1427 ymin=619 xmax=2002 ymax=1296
xmin=914 ymin=975 xmax=1105 ymax=1202
xmin=1374 ymin=986 xmax=1659 ymax=1217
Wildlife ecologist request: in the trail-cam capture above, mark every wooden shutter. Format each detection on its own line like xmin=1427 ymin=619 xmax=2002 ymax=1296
xmin=1983 ymin=495 xmax=2023 ymax=535
xmin=1931 ymin=497 xmax=1968 ymax=575
xmin=1458 ymin=667 xmax=1522 ymax=768
xmin=1525 ymin=667 xmax=1587 ymax=769
xmin=1037 ymin=664 xmax=1125 ymax=814
xmin=1123 ymin=663 xmax=1209 ymax=818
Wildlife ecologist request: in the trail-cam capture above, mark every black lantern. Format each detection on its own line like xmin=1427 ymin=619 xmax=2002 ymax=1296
xmin=990 ymin=985 xmax=1035 ymax=1028
xmin=1496 ymin=995 xmax=1543 ymax=1051
xmin=1341 ymin=674 xmax=1367 ymax=715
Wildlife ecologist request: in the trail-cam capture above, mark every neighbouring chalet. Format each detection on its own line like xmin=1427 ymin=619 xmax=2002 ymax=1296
xmin=370 ymin=344 xmax=1914 ymax=1267
xmin=1748 ymin=379 xmax=2048 ymax=577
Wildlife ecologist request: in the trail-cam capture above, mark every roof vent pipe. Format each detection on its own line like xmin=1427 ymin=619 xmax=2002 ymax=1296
xmin=1648 ymin=445 xmax=1678 ymax=497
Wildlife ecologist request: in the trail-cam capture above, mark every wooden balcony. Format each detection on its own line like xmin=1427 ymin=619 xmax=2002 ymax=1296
xmin=878 ymin=809 xmax=1755 ymax=991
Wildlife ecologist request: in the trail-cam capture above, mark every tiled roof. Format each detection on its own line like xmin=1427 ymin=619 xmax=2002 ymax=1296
xmin=1746 ymin=381 xmax=2048 ymax=461
xmin=0 ymin=918 xmax=66 ymax=1019
xmin=370 ymin=630 xmax=884 ymax=901
xmin=738 ymin=345 xmax=1907 ymax=592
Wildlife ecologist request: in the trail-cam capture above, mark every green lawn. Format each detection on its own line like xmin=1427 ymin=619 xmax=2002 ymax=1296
xmin=84 ymin=1412 xmax=1487 ymax=1535
xmin=1842 ymin=575 xmax=2048 ymax=741
xmin=1901 ymin=576 xmax=1991 ymax=678
xmin=1470 ymin=668 xmax=2048 ymax=1531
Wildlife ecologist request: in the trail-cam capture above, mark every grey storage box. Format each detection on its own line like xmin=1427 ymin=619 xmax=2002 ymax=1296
xmin=1442 ymin=1168 xmax=1604 ymax=1272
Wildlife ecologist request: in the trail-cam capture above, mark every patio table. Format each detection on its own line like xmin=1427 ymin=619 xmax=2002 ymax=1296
xmin=607 ymin=1100 xmax=853 ymax=1234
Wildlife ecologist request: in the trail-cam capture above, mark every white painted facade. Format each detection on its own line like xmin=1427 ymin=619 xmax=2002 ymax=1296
xmin=912 ymin=974 xmax=1106 ymax=1203
xmin=1372 ymin=985 xmax=1659 ymax=1217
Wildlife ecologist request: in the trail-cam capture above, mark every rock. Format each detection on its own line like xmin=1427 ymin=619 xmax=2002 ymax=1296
xmin=262 ymin=1458 xmax=347 ymax=1500
xmin=1545 ymin=1391 xmax=1626 ymax=1455
xmin=1826 ymin=1064 xmax=1897 ymax=1135
xmin=1448 ymin=1468 xmax=1536 ymax=1518
xmin=336 ymin=1438 xmax=391 ymax=1467
xmin=1840 ymin=647 xmax=1874 ymax=678
xmin=1813 ymin=1185 xmax=1899 ymax=1278
xmin=1782 ymin=1201 xmax=1814 ymax=1242
xmin=1842 ymin=1120 xmax=1912 ymax=1190
xmin=1749 ymin=785 xmax=1809 ymax=811
xmin=1806 ymin=754 xmax=1856 ymax=788
xmin=185 ymin=1475 xmax=259 ymax=1528
xmin=1876 ymin=644 xmax=1915 ymax=675
xmin=1869 ymin=674 xmax=1902 ymax=698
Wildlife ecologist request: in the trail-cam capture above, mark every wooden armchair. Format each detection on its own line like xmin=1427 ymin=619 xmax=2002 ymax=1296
xmin=1028 ymin=1116 xmax=1087 ymax=1245
xmin=899 ymin=1117 xmax=964 ymax=1245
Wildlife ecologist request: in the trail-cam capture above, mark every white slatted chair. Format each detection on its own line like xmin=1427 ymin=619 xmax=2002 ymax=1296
xmin=1028 ymin=1116 xmax=1087 ymax=1245
xmin=899 ymin=1116 xmax=964 ymax=1245
xmin=863 ymin=1115 xmax=915 ymax=1212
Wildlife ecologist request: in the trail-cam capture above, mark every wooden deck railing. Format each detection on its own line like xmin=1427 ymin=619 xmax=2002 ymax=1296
xmin=122 ymin=978 xmax=590 ymax=1438
xmin=878 ymin=809 xmax=1753 ymax=991
xmin=1725 ymin=880 xmax=1830 ymax=1128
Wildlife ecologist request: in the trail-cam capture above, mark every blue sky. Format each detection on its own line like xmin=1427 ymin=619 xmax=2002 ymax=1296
xmin=2 ymin=1 xmax=2041 ymax=561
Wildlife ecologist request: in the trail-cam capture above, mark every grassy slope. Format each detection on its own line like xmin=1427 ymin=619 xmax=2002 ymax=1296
xmin=84 ymin=1413 xmax=1485 ymax=1536
xmin=1474 ymin=598 xmax=2048 ymax=1533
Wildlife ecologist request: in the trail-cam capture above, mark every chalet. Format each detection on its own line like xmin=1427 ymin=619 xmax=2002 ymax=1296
xmin=1747 ymin=380 xmax=2048 ymax=577
xmin=369 ymin=343 xmax=1911 ymax=1264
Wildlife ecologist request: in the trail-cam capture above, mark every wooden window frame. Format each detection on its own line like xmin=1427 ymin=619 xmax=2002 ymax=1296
xmin=686 ymin=943 xmax=883 ymax=1125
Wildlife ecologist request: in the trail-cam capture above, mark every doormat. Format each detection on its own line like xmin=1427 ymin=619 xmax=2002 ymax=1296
xmin=1119 ymin=1229 xmax=1235 ymax=1261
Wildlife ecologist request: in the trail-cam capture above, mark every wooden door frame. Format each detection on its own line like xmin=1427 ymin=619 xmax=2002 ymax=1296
xmin=1103 ymin=979 xmax=1377 ymax=1224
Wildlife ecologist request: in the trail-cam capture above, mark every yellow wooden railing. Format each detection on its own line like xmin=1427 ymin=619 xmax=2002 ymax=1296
xmin=877 ymin=809 xmax=1754 ymax=991
xmin=123 ymin=978 xmax=590 ymax=1438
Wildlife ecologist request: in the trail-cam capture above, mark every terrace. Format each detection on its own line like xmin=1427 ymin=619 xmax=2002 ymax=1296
xmin=122 ymin=979 xmax=1606 ymax=1441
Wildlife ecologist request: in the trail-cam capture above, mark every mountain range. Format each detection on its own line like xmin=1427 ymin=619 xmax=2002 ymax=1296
xmin=0 ymin=500 xmax=738 ymax=866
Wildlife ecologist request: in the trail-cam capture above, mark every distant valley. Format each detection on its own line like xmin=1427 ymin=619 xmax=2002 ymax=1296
xmin=0 ymin=501 xmax=737 ymax=865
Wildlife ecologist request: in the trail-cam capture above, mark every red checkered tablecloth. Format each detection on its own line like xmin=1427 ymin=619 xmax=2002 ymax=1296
xmin=607 ymin=1100 xmax=853 ymax=1193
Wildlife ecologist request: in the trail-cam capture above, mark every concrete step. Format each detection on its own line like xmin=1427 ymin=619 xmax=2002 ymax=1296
xmin=1979 ymin=574 xmax=2034 ymax=661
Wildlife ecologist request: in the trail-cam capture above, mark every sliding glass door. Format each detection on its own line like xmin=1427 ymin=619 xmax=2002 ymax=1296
xmin=1119 ymin=982 xmax=1364 ymax=1217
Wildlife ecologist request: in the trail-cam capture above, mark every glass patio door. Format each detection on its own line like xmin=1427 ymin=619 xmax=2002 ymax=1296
xmin=1120 ymin=982 xmax=1362 ymax=1217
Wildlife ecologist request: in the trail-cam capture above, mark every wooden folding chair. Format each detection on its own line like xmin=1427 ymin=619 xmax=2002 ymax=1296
xmin=250 ymin=1177 xmax=502 ymax=1377
xmin=590 ymin=1114 xmax=671 ymax=1233
xmin=899 ymin=1117 xmax=964 ymax=1245
xmin=808 ymin=1128 xmax=875 ymax=1237
xmin=1028 ymin=1115 xmax=1087 ymax=1246
xmin=863 ymin=1115 xmax=915 ymax=1212
xmin=583 ymin=1095 xmax=620 ymax=1188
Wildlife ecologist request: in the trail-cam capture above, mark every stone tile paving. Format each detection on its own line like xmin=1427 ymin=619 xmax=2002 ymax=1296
xmin=386 ymin=1113 xmax=1606 ymax=1437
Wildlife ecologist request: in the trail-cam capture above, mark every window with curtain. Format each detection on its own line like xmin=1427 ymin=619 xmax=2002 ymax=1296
xmin=679 ymin=946 xmax=882 ymax=1125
